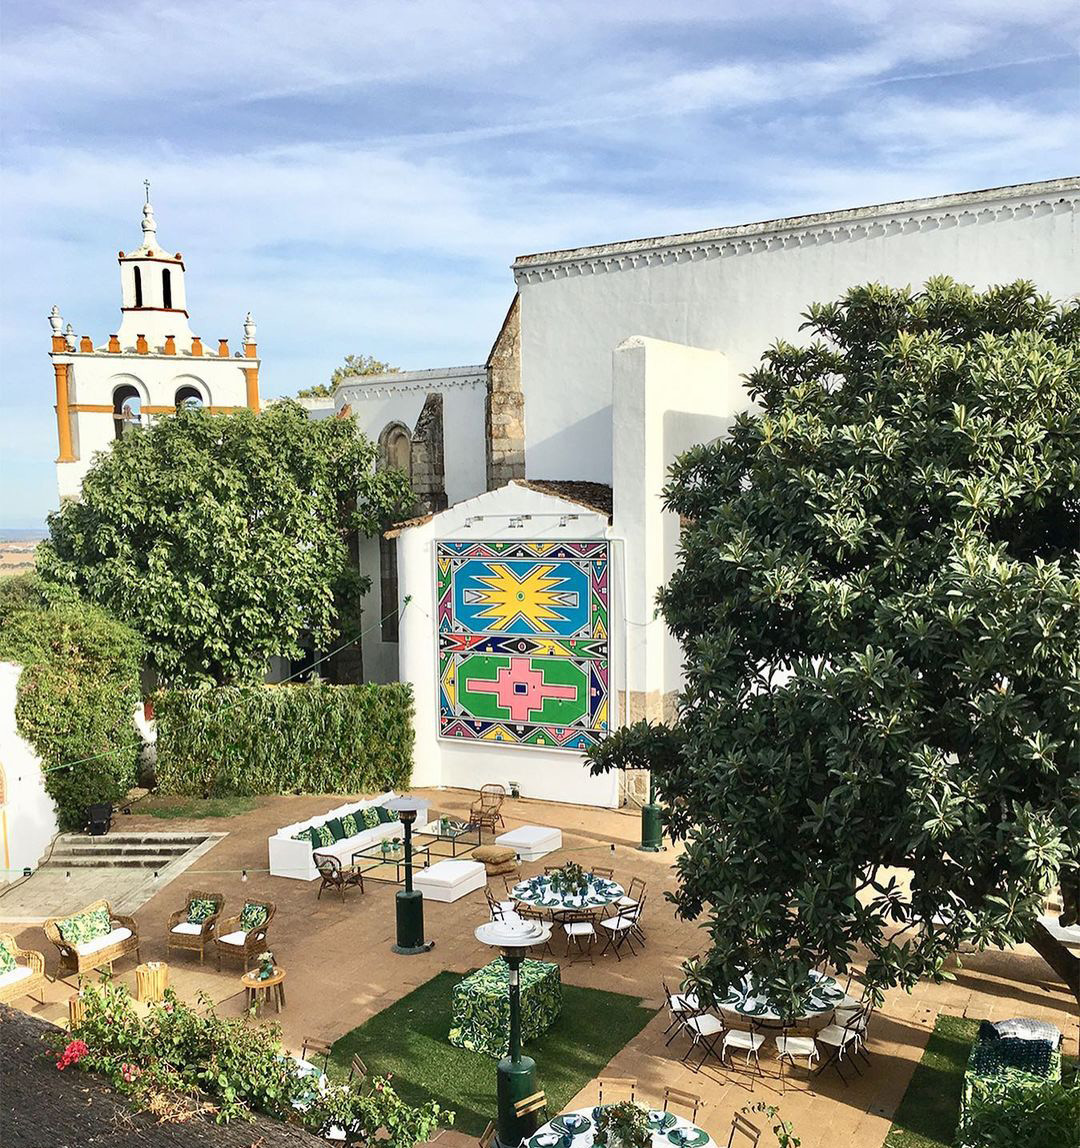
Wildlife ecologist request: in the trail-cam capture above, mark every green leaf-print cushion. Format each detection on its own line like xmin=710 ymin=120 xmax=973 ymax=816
xmin=291 ymin=826 xmax=317 ymax=849
xmin=340 ymin=813 xmax=360 ymax=838
xmin=240 ymin=903 xmax=268 ymax=931
xmin=313 ymin=824 xmax=335 ymax=848
xmin=187 ymin=897 xmax=217 ymax=925
xmin=57 ymin=907 xmax=111 ymax=945
xmin=325 ymin=817 xmax=346 ymax=842
xmin=360 ymin=807 xmax=381 ymax=830
xmin=0 ymin=939 xmax=17 ymax=974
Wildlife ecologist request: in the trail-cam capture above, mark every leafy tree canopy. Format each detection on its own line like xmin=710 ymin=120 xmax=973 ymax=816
xmin=38 ymin=401 xmax=414 ymax=686
xmin=329 ymin=353 xmax=400 ymax=389
xmin=589 ymin=278 xmax=1080 ymax=1010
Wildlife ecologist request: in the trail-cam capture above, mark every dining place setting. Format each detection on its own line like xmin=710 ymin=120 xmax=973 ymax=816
xmin=529 ymin=1106 xmax=714 ymax=1148
xmin=511 ymin=870 xmax=625 ymax=913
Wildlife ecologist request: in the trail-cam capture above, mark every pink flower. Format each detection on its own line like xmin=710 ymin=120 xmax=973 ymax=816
xmin=120 ymin=1061 xmax=141 ymax=1083
xmin=56 ymin=1039 xmax=89 ymax=1071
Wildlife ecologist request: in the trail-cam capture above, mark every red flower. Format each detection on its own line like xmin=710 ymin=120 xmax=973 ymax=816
xmin=56 ymin=1039 xmax=90 ymax=1071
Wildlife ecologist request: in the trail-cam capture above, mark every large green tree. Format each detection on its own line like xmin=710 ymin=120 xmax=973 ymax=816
xmin=38 ymin=401 xmax=413 ymax=686
xmin=590 ymin=278 xmax=1080 ymax=1010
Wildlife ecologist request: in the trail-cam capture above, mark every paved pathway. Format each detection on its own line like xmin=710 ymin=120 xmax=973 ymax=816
xmin=6 ymin=790 xmax=1077 ymax=1148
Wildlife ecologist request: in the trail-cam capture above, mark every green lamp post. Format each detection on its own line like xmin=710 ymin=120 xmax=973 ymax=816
xmin=639 ymin=772 xmax=664 ymax=852
xmin=386 ymin=797 xmax=432 ymax=955
xmin=475 ymin=919 xmax=553 ymax=1148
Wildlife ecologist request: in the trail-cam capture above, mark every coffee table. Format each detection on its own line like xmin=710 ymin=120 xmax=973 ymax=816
xmin=242 ymin=965 xmax=286 ymax=1013
xmin=416 ymin=819 xmax=483 ymax=857
xmin=352 ymin=841 xmax=432 ymax=883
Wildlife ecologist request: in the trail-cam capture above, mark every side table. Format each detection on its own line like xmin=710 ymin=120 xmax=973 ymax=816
xmin=242 ymin=965 xmax=287 ymax=1014
xmin=135 ymin=961 xmax=169 ymax=1002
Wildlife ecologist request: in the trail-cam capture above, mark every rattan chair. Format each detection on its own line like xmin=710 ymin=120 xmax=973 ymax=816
xmin=166 ymin=890 xmax=224 ymax=963
xmin=314 ymin=854 xmax=365 ymax=901
xmin=44 ymin=899 xmax=140 ymax=976
xmin=0 ymin=934 xmax=45 ymax=1004
xmin=214 ymin=900 xmax=276 ymax=970
xmin=469 ymin=784 xmax=507 ymax=832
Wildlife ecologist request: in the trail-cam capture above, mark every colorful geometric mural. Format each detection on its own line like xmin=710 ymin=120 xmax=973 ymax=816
xmin=437 ymin=540 xmax=610 ymax=751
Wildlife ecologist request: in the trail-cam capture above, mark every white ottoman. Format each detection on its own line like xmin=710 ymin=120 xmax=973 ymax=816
xmin=413 ymin=859 xmax=487 ymax=903
xmin=495 ymin=825 xmax=563 ymax=861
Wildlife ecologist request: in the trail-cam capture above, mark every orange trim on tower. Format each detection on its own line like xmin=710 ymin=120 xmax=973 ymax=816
xmin=79 ymin=335 xmax=93 ymax=352
xmin=108 ymin=334 xmax=121 ymax=352
xmin=244 ymin=366 xmax=260 ymax=412
xmin=190 ymin=336 xmax=203 ymax=356
xmin=217 ymin=339 xmax=230 ymax=357
xmin=51 ymin=335 xmax=68 ymax=353
xmin=136 ymin=334 xmax=149 ymax=354
xmin=244 ymin=342 xmax=258 ymax=358
xmin=164 ymin=335 xmax=176 ymax=355
xmin=54 ymin=364 xmax=75 ymax=461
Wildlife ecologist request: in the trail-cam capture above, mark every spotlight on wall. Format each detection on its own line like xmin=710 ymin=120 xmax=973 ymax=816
xmin=508 ymin=516 xmax=524 ymax=529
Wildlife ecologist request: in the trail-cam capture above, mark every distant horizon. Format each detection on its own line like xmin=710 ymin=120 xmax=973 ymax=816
xmin=0 ymin=527 xmax=48 ymax=541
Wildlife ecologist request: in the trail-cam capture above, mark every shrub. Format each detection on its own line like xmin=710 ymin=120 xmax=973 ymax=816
xmin=153 ymin=682 xmax=414 ymax=796
xmin=958 ymin=1070 xmax=1080 ymax=1147
xmin=0 ymin=575 xmax=143 ymax=829
xmin=57 ymin=979 xmax=451 ymax=1144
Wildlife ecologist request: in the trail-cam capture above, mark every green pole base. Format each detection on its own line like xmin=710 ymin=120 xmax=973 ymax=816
xmin=495 ymin=1054 xmax=538 ymax=1148
xmin=393 ymin=889 xmax=426 ymax=953
xmin=638 ymin=802 xmax=665 ymax=852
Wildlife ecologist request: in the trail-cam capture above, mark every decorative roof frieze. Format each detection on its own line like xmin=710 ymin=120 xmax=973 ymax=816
xmin=512 ymin=179 xmax=1079 ymax=285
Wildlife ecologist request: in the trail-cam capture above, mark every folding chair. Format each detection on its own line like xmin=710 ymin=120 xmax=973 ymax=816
xmin=681 ymin=1012 xmax=725 ymax=1072
xmin=598 ymin=904 xmax=639 ymax=960
xmin=591 ymin=865 xmax=615 ymax=880
xmin=558 ymin=909 xmax=596 ymax=963
xmin=348 ymin=1053 xmax=368 ymax=1087
xmin=478 ymin=1121 xmax=496 ymax=1148
xmin=300 ymin=1036 xmax=332 ymax=1073
xmin=597 ymin=1077 xmax=636 ymax=1104
xmin=662 ymin=980 xmax=701 ymax=1046
xmin=662 ymin=1086 xmax=701 ymax=1123
xmin=815 ymin=1005 xmax=869 ymax=1084
xmin=774 ymin=1025 xmax=819 ymax=1090
xmin=725 ymin=1113 xmax=761 ymax=1147
xmin=721 ymin=1020 xmax=766 ymax=1076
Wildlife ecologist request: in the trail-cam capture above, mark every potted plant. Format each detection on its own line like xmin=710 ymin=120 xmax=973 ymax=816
xmin=256 ymin=950 xmax=275 ymax=981
xmin=594 ymin=1102 xmax=651 ymax=1148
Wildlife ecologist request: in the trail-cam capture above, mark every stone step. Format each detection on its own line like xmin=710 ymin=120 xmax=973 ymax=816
xmin=55 ymin=843 xmax=191 ymax=857
xmin=54 ymin=833 xmax=207 ymax=847
xmin=47 ymin=856 xmax=175 ymax=870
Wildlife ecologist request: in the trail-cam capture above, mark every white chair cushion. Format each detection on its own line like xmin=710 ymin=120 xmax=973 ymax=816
xmin=218 ymin=930 xmax=248 ymax=946
xmin=724 ymin=1030 xmax=766 ymax=1050
xmin=600 ymin=915 xmax=634 ymax=930
xmin=617 ymin=895 xmax=640 ymax=908
xmin=671 ymin=993 xmax=700 ymax=1012
xmin=776 ymin=1035 xmax=817 ymax=1058
xmin=74 ymin=927 xmax=132 ymax=956
xmin=0 ymin=965 xmax=33 ymax=989
xmin=686 ymin=1014 xmax=724 ymax=1037
xmin=816 ymin=1023 xmax=858 ymax=1046
xmin=170 ymin=922 xmax=203 ymax=936
xmin=563 ymin=921 xmax=595 ymax=936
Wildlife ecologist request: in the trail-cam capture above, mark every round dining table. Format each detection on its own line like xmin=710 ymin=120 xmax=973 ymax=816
xmin=715 ymin=969 xmax=858 ymax=1025
xmin=529 ymin=1107 xmax=716 ymax=1148
xmin=511 ymin=874 xmax=625 ymax=912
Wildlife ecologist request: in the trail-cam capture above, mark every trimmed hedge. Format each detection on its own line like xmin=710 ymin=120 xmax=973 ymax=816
xmin=153 ymin=682 xmax=414 ymax=797
xmin=0 ymin=575 xmax=143 ymax=830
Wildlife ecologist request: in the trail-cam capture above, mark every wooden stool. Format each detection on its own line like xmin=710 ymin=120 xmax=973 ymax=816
xmin=241 ymin=966 xmax=287 ymax=1014
xmin=135 ymin=961 xmax=169 ymax=1003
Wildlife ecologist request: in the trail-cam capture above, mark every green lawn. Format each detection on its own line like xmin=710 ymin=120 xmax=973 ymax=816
xmin=884 ymin=1015 xmax=1078 ymax=1148
xmin=329 ymin=970 xmax=656 ymax=1135
xmin=137 ymin=795 xmax=258 ymax=819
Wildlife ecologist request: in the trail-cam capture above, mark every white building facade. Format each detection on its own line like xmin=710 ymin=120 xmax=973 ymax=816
xmin=372 ymin=178 xmax=1079 ymax=808
xmin=50 ymin=194 xmax=260 ymax=500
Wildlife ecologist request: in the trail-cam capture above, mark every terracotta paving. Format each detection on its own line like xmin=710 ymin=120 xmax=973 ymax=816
xmin=8 ymin=789 xmax=1078 ymax=1148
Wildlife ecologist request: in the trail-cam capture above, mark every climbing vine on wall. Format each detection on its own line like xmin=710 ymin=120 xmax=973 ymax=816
xmin=153 ymin=682 xmax=415 ymax=797
xmin=0 ymin=574 xmax=144 ymax=830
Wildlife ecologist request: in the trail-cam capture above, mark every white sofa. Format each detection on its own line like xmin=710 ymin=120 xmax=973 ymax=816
xmin=268 ymin=792 xmax=430 ymax=881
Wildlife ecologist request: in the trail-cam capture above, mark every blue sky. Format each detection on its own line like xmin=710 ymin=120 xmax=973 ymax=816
xmin=1 ymin=0 xmax=1077 ymax=528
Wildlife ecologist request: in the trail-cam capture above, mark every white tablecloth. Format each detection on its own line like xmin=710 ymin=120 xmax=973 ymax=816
xmin=530 ymin=1107 xmax=716 ymax=1148
xmin=512 ymin=876 xmax=625 ymax=912
xmin=715 ymin=969 xmax=857 ymax=1023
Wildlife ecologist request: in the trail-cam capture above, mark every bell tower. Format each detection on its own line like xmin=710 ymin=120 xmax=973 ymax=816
xmin=50 ymin=186 xmax=261 ymax=502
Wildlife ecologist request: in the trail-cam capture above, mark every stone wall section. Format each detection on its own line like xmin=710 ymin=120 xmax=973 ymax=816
xmin=411 ymin=392 xmax=448 ymax=513
xmin=485 ymin=293 xmax=525 ymax=489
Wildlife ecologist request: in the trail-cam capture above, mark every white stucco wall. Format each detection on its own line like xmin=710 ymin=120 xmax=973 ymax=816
xmin=395 ymin=482 xmax=621 ymax=807
xmin=335 ymin=366 xmax=488 ymax=507
xmin=612 ymin=337 xmax=741 ymax=706
xmin=516 ymin=180 xmax=1080 ymax=484
xmin=54 ymin=351 xmax=255 ymax=500
xmin=0 ymin=663 xmax=59 ymax=881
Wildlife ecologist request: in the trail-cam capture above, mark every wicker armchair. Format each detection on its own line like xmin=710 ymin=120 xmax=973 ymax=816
xmin=166 ymin=890 xmax=225 ymax=963
xmin=0 ymin=934 xmax=45 ymax=1004
xmin=214 ymin=900 xmax=276 ymax=970
xmin=314 ymin=854 xmax=365 ymax=901
xmin=44 ymin=899 xmax=140 ymax=976
xmin=469 ymin=783 xmax=507 ymax=833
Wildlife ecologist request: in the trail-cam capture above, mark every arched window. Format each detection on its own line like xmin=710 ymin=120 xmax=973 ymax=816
xmin=175 ymin=385 xmax=204 ymax=410
xmin=133 ymin=266 xmax=143 ymax=307
xmin=379 ymin=423 xmax=412 ymax=481
xmin=112 ymin=384 xmax=142 ymax=439
xmin=162 ymin=268 xmax=172 ymax=309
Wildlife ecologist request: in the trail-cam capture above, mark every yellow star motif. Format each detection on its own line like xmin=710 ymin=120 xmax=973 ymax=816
xmin=470 ymin=563 xmax=572 ymax=633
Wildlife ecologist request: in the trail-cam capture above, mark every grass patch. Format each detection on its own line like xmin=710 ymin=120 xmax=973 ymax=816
xmin=884 ymin=1015 xmax=1079 ymax=1148
xmin=883 ymin=1015 xmax=980 ymax=1148
xmin=329 ymin=969 xmax=656 ymax=1135
xmin=137 ymin=795 xmax=258 ymax=820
